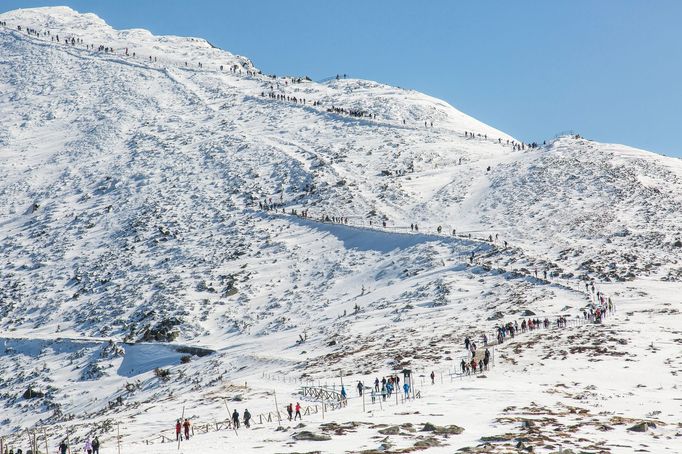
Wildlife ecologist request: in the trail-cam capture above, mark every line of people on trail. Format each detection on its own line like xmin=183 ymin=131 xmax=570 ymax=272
xmin=260 ymin=89 xmax=382 ymax=122
xmin=584 ymin=286 xmax=615 ymax=323
xmin=174 ymin=409 xmax=253 ymax=443
xmin=322 ymin=215 xmax=349 ymax=224
xmin=459 ymin=348 xmax=491 ymax=375
xmin=493 ymin=317 xmax=556 ymax=345
xmin=0 ymin=435 xmax=101 ymax=454
xmin=55 ymin=436 xmax=101 ymax=454
xmin=263 ymin=203 xmax=511 ymax=251
xmin=367 ymin=375 xmax=406 ymax=402
xmin=258 ymin=197 xmax=285 ymax=212
xmin=261 ymin=91 xmax=311 ymax=105
xmin=327 ymin=105 xmax=376 ymax=119
xmin=464 ymin=130 xmax=543 ymax=152
xmin=4 ymin=21 xmax=257 ymax=78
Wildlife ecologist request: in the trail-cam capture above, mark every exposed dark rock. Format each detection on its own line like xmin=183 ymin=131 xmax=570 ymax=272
xmin=293 ymin=431 xmax=332 ymax=441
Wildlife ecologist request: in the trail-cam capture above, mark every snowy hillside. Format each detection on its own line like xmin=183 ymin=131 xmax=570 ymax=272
xmin=1 ymin=6 xmax=681 ymax=454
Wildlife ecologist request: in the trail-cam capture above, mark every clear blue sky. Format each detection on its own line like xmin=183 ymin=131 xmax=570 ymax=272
xmin=3 ymin=0 xmax=681 ymax=157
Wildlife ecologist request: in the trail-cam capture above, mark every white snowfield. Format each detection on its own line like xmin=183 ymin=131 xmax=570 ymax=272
xmin=0 ymin=6 xmax=681 ymax=454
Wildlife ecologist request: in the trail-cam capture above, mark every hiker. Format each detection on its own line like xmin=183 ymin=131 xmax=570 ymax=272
xmin=357 ymin=381 xmax=364 ymax=396
xmin=374 ymin=377 xmax=380 ymax=392
xmin=460 ymin=359 xmax=466 ymax=374
xmin=92 ymin=436 xmax=100 ymax=454
xmin=175 ymin=419 xmax=182 ymax=440
xmin=244 ymin=409 xmax=251 ymax=428
xmin=287 ymin=403 xmax=293 ymax=420
xmin=430 ymin=371 xmax=435 ymax=384
xmin=294 ymin=402 xmax=302 ymax=420
xmin=83 ymin=438 xmax=93 ymax=454
xmin=381 ymin=384 xmax=387 ymax=400
xmin=341 ymin=385 xmax=347 ymax=400
xmin=232 ymin=409 xmax=240 ymax=428
xmin=183 ymin=418 xmax=191 ymax=440
xmin=59 ymin=440 xmax=68 ymax=454
xmin=464 ymin=336 xmax=470 ymax=351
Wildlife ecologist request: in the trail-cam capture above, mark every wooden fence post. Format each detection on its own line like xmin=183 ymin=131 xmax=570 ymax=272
xmin=273 ymin=391 xmax=282 ymax=428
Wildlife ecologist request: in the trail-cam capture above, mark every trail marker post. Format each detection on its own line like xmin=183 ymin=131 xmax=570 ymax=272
xmin=273 ymin=391 xmax=282 ymax=429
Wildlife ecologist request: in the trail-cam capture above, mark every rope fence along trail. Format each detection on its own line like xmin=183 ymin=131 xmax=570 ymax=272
xmin=143 ymin=395 xmax=348 ymax=446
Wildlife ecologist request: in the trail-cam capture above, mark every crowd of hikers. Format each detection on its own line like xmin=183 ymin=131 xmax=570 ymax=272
xmin=3 ymin=20 xmax=255 ymax=77
xmin=2 ymin=436 xmax=101 ymax=454
xmin=257 ymin=202 xmax=511 ymax=255
xmin=7 ymin=286 xmax=615 ymax=450
xmin=4 ymin=21 xmax=552 ymax=151
xmin=51 ymin=436 xmax=102 ymax=454
xmin=1 ymin=17 xmax=616 ymax=450
xmin=584 ymin=285 xmax=615 ymax=323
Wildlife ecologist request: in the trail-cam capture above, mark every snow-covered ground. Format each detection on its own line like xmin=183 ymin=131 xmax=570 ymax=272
xmin=0 ymin=6 xmax=681 ymax=453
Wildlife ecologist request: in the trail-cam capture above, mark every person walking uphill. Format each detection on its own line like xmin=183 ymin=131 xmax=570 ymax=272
xmin=287 ymin=403 xmax=294 ymax=420
xmin=294 ymin=402 xmax=302 ymax=420
xmin=232 ymin=409 xmax=240 ymax=429
xmin=403 ymin=382 xmax=410 ymax=399
xmin=92 ymin=436 xmax=100 ymax=454
xmin=176 ymin=419 xmax=182 ymax=440
xmin=183 ymin=418 xmax=191 ymax=440
xmin=58 ymin=440 xmax=68 ymax=454
xmin=83 ymin=438 xmax=93 ymax=454
xmin=244 ymin=409 xmax=252 ymax=428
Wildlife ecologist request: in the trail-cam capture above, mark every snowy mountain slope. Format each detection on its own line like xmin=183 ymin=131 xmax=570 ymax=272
xmin=0 ymin=6 xmax=681 ymax=454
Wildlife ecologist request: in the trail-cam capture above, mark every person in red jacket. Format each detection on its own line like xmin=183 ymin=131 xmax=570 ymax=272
xmin=183 ymin=418 xmax=191 ymax=440
xmin=294 ymin=402 xmax=302 ymax=420
xmin=175 ymin=419 xmax=182 ymax=441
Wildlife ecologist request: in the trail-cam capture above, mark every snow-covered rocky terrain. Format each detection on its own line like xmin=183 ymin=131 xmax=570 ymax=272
xmin=1 ymin=6 xmax=681 ymax=453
